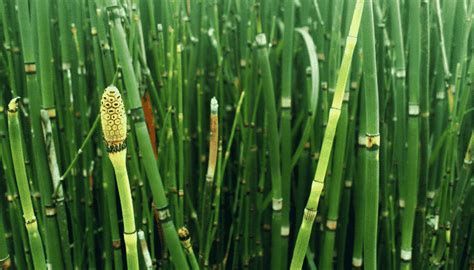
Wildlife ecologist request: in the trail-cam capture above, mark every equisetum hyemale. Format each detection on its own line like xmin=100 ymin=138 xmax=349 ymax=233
xmin=178 ymin=227 xmax=200 ymax=270
xmin=7 ymin=97 xmax=47 ymax=269
xmin=100 ymin=86 xmax=139 ymax=270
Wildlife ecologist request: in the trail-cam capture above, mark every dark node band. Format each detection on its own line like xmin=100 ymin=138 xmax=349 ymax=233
xmin=25 ymin=218 xmax=37 ymax=225
xmin=105 ymin=141 xmax=127 ymax=153
xmin=112 ymin=239 xmax=121 ymax=249
xmin=156 ymin=205 xmax=172 ymax=222
xmin=178 ymin=232 xmax=190 ymax=241
xmin=130 ymin=107 xmax=145 ymax=123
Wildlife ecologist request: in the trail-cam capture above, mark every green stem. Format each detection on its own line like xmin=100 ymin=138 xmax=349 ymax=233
xmin=7 ymin=98 xmax=46 ymax=269
xmin=109 ymin=150 xmax=139 ymax=269
xmin=361 ymin=1 xmax=380 ymax=269
xmin=256 ymin=33 xmax=283 ymax=270
xmin=290 ymin=1 xmax=364 ymax=268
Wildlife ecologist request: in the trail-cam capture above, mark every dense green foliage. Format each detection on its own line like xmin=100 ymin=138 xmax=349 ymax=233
xmin=0 ymin=0 xmax=472 ymax=269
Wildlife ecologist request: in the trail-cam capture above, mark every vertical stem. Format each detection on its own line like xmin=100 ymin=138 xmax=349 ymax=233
xmin=361 ymin=1 xmax=380 ymax=269
xmin=7 ymin=98 xmax=46 ymax=269
xmin=401 ymin=0 xmax=421 ymax=268
xmin=280 ymin=0 xmax=295 ymax=267
xmin=256 ymin=33 xmax=283 ymax=270
xmin=414 ymin=1 xmax=430 ymax=268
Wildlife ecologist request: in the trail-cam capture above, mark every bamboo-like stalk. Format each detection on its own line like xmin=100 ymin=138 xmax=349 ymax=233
xmin=414 ymin=1 xmax=430 ymax=268
xmin=100 ymin=86 xmax=139 ymax=270
xmin=336 ymin=53 xmax=362 ymax=270
xmin=387 ymin=3 xmax=406 ymax=269
xmin=360 ymin=1 xmax=380 ymax=269
xmin=353 ymin=88 xmax=366 ymax=269
xmin=401 ymin=1 xmax=421 ymax=269
xmin=102 ymin=157 xmax=123 ymax=270
xmin=176 ymin=43 xmax=185 ymax=227
xmin=256 ymin=33 xmax=283 ymax=270
xmin=0 ymin=92 xmax=30 ymax=269
xmin=280 ymin=0 xmax=295 ymax=267
xmin=7 ymin=97 xmax=46 ymax=269
xmin=290 ymin=1 xmax=364 ymax=268
xmin=319 ymin=89 xmax=349 ymax=270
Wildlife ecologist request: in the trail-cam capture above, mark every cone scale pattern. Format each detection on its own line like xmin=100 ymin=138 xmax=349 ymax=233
xmin=100 ymin=86 xmax=127 ymax=153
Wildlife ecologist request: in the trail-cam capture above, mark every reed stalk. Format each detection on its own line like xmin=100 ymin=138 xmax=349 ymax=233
xmin=401 ymin=1 xmax=421 ymax=269
xmin=290 ymin=1 xmax=364 ymax=268
xmin=256 ymin=33 xmax=283 ymax=270
xmin=7 ymin=97 xmax=46 ymax=269
xmin=360 ymin=1 xmax=380 ymax=269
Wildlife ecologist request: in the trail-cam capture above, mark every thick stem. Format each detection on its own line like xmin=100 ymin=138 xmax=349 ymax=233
xmin=109 ymin=150 xmax=139 ymax=270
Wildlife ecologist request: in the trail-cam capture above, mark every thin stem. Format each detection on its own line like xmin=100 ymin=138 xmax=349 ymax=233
xmin=290 ymin=1 xmax=364 ymax=268
xmin=7 ymin=98 xmax=46 ymax=269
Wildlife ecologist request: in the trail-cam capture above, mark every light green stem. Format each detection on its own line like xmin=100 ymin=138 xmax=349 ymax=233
xmin=290 ymin=1 xmax=365 ymax=268
xmin=108 ymin=150 xmax=139 ymax=270
xmin=7 ymin=98 xmax=46 ymax=269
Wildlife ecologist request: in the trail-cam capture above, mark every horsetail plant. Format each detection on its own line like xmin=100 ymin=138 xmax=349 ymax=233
xmin=290 ymin=1 xmax=364 ymax=268
xmin=7 ymin=97 xmax=46 ymax=269
xmin=256 ymin=33 xmax=283 ymax=270
xmin=178 ymin=227 xmax=200 ymax=270
xmin=280 ymin=0 xmax=296 ymax=267
xmin=200 ymin=96 xmax=219 ymax=259
xmin=100 ymin=86 xmax=139 ymax=269
xmin=401 ymin=1 xmax=421 ymax=269
xmin=360 ymin=1 xmax=380 ymax=269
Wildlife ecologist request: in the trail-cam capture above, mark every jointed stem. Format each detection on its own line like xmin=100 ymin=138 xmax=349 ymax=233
xmin=290 ymin=1 xmax=365 ymax=268
xmin=7 ymin=98 xmax=46 ymax=269
xmin=109 ymin=150 xmax=139 ymax=270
